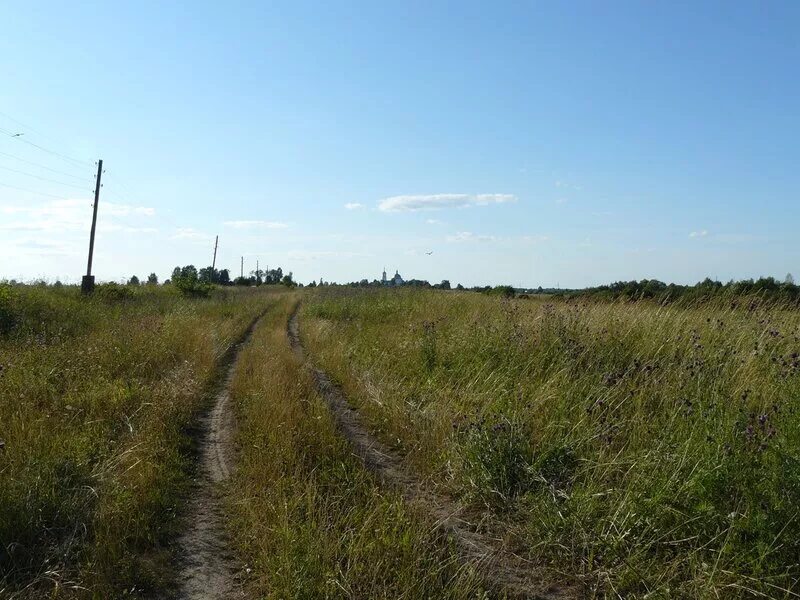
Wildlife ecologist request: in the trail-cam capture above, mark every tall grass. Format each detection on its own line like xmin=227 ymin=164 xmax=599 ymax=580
xmin=0 ymin=284 xmax=275 ymax=598
xmin=303 ymin=288 xmax=800 ymax=598
xmin=226 ymin=294 xmax=487 ymax=598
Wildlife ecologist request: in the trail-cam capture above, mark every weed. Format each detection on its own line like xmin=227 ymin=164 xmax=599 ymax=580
xmin=458 ymin=418 xmax=535 ymax=509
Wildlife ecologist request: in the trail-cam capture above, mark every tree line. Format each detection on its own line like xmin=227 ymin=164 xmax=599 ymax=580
xmin=553 ymin=275 xmax=800 ymax=304
xmin=121 ymin=265 xmax=295 ymax=297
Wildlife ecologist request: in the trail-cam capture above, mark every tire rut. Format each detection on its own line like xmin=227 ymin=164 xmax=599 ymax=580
xmin=175 ymin=313 xmax=264 ymax=600
xmin=287 ymin=306 xmax=574 ymax=600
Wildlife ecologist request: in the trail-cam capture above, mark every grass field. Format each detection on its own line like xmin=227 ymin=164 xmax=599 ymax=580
xmin=226 ymin=293 xmax=486 ymax=598
xmin=0 ymin=284 xmax=277 ymax=598
xmin=2 ymin=283 xmax=798 ymax=598
xmin=301 ymin=288 xmax=800 ymax=598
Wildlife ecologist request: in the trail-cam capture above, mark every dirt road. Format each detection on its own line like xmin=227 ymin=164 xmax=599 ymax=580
xmin=175 ymin=316 xmax=263 ymax=600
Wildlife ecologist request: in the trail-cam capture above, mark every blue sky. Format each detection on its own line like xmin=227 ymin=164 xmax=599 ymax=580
xmin=1 ymin=1 xmax=798 ymax=287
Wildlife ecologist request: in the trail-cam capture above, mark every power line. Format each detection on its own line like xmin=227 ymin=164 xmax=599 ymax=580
xmin=103 ymin=169 xmax=139 ymax=199
xmin=0 ymin=180 xmax=84 ymax=201
xmin=102 ymin=171 xmax=198 ymax=239
xmin=0 ymin=163 xmax=94 ymax=192
xmin=0 ymin=126 xmax=93 ymax=168
xmin=0 ymin=110 xmax=52 ymax=141
xmin=0 ymin=149 xmax=93 ymax=183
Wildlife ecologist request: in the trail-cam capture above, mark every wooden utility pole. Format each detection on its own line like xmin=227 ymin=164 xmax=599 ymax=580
xmin=211 ymin=235 xmax=218 ymax=271
xmin=256 ymin=259 xmax=259 ymax=285
xmin=81 ymin=159 xmax=103 ymax=294
xmin=240 ymin=256 xmax=243 ymax=279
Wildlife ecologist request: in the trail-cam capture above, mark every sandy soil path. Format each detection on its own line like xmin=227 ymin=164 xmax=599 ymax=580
xmin=175 ymin=315 xmax=263 ymax=600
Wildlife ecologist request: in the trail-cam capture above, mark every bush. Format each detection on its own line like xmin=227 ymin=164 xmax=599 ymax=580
xmin=0 ymin=284 xmax=17 ymax=334
xmin=458 ymin=418 xmax=535 ymax=509
xmin=171 ymin=265 xmax=213 ymax=298
xmin=483 ymin=285 xmax=515 ymax=298
xmin=94 ymin=282 xmax=134 ymax=303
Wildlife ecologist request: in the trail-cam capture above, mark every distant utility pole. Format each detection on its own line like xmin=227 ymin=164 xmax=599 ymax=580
xmin=212 ymin=235 xmax=218 ymax=271
xmin=240 ymin=256 xmax=243 ymax=279
xmin=256 ymin=259 xmax=259 ymax=285
xmin=81 ymin=159 xmax=103 ymax=294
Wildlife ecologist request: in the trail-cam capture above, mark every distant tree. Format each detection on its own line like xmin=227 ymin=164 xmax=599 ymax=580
xmin=282 ymin=273 xmax=296 ymax=287
xmin=181 ymin=265 xmax=198 ymax=281
xmin=218 ymin=269 xmax=231 ymax=285
xmin=308 ymin=280 xmax=317 ymax=287
xmin=127 ymin=275 xmax=140 ymax=286
xmin=199 ymin=266 xmax=216 ymax=283
xmin=265 ymin=268 xmax=283 ymax=285
xmin=456 ymin=283 xmax=464 ymax=290
xmin=252 ymin=269 xmax=264 ymax=286
xmin=489 ymin=285 xmax=515 ymax=298
xmin=147 ymin=273 xmax=158 ymax=285
xmin=405 ymin=279 xmax=432 ymax=288
xmin=171 ymin=265 xmax=212 ymax=297
xmin=786 ymin=273 xmax=795 ymax=285
xmin=439 ymin=280 xmax=451 ymax=290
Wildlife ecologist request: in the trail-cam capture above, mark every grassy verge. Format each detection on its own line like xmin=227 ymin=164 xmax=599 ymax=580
xmin=301 ymin=287 xmax=800 ymax=598
xmin=226 ymin=293 xmax=487 ymax=598
xmin=0 ymin=284 xmax=277 ymax=598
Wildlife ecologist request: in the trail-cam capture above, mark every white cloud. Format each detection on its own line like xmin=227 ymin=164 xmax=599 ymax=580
xmin=223 ymin=220 xmax=288 ymax=229
xmin=171 ymin=227 xmax=211 ymax=241
xmin=344 ymin=203 xmax=364 ymax=210
xmin=446 ymin=231 xmax=549 ymax=244
xmin=555 ymin=180 xmax=582 ymax=191
xmin=425 ymin=218 xmax=443 ymax=224
xmin=4 ymin=238 xmax=77 ymax=257
xmin=0 ymin=199 xmax=155 ymax=233
xmin=689 ymin=230 xmax=709 ymax=238
xmin=446 ymin=231 xmax=497 ymax=243
xmin=378 ymin=193 xmax=516 ymax=212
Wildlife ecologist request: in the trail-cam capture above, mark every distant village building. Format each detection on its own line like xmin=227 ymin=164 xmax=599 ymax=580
xmin=381 ymin=268 xmax=404 ymax=286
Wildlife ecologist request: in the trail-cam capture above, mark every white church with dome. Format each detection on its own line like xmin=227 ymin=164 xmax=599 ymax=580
xmin=381 ymin=268 xmax=404 ymax=286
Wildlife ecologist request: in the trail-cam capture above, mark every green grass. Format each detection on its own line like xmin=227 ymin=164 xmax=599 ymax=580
xmin=6 ymin=282 xmax=798 ymax=598
xmin=226 ymin=294 xmax=487 ymax=599
xmin=0 ymin=284 xmax=277 ymax=598
xmin=302 ymin=287 xmax=800 ymax=598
